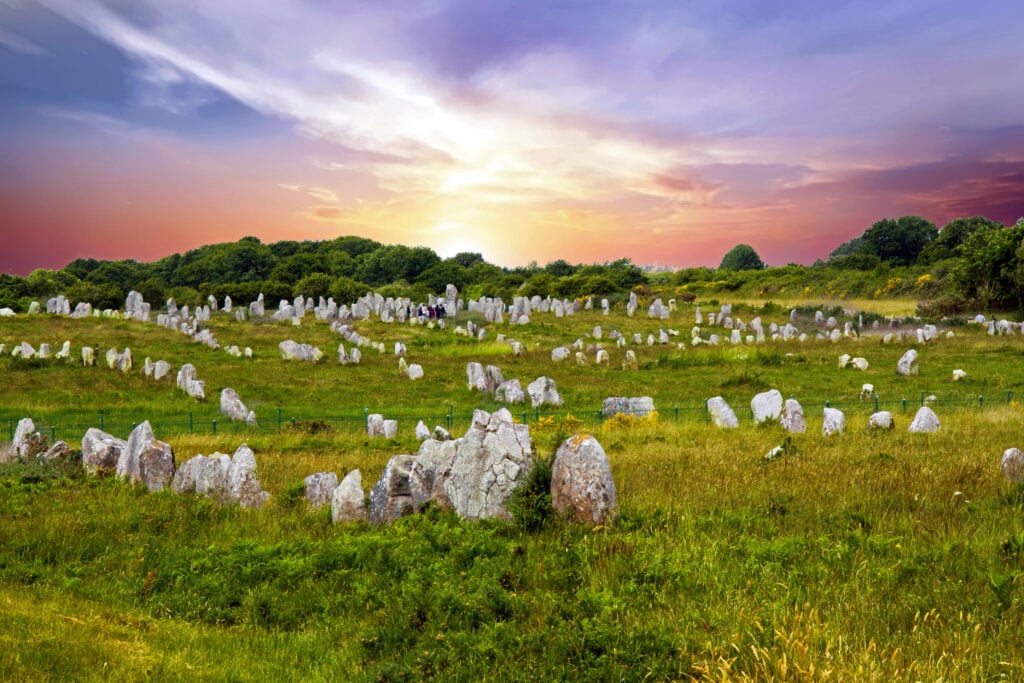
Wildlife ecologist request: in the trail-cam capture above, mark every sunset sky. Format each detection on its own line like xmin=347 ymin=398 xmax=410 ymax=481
xmin=2 ymin=0 xmax=1023 ymax=276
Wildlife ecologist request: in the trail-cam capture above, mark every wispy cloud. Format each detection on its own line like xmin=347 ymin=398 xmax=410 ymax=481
xmin=0 ymin=25 xmax=45 ymax=55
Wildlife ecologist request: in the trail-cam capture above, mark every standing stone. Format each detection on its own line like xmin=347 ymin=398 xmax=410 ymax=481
xmin=780 ymin=399 xmax=806 ymax=433
xmin=82 ymin=428 xmax=127 ymax=475
xmin=527 ymin=376 xmax=563 ymax=407
xmin=750 ymin=389 xmax=784 ymax=425
xmin=220 ymin=388 xmax=251 ymax=422
xmin=369 ymin=455 xmax=417 ymax=525
xmin=383 ymin=420 xmax=398 ymax=438
xmin=496 ymin=379 xmax=526 ymax=405
xmin=898 ymin=349 xmax=919 ymax=376
xmin=227 ymin=444 xmax=270 ymax=508
xmin=407 ymin=364 xmax=424 ymax=381
xmin=13 ymin=418 xmax=45 ymax=459
xmin=1001 ymin=448 xmax=1024 ymax=483
xmin=466 ymin=362 xmax=487 ymax=392
xmin=908 ymin=406 xmax=940 ymax=433
xmin=332 ymin=470 xmax=367 ymax=523
xmin=305 ymin=472 xmax=340 ymax=509
xmin=707 ymin=397 xmax=739 ymax=428
xmin=866 ymin=411 xmax=894 ymax=430
xmin=118 ymin=421 xmax=175 ymax=492
xmin=601 ymin=397 xmax=655 ymax=418
xmin=415 ymin=421 xmax=431 ymax=440
xmin=551 ymin=434 xmax=618 ymax=524
xmin=822 ymin=408 xmax=846 ymax=436
xmin=367 ymin=413 xmax=385 ymax=437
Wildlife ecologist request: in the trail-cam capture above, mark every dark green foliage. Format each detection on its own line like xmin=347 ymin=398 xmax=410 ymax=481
xmin=507 ymin=451 xmax=556 ymax=531
xmin=719 ymin=244 xmax=766 ymax=271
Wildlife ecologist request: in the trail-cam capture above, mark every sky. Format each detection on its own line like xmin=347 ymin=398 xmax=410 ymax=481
xmin=2 ymin=0 xmax=1023 ymax=276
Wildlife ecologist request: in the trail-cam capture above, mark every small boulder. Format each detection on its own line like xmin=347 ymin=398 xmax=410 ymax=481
xmin=305 ymin=472 xmax=339 ymax=509
xmin=82 ymin=428 xmax=127 ymax=475
xmin=369 ymin=455 xmax=417 ymax=525
xmin=908 ymin=406 xmax=940 ymax=433
xmin=550 ymin=434 xmax=618 ymax=524
xmin=750 ymin=389 xmax=783 ymax=426
xmin=866 ymin=411 xmax=894 ymax=430
xmin=707 ymin=397 xmax=739 ymax=428
xmin=1001 ymin=448 xmax=1024 ymax=483
xmin=898 ymin=349 xmax=919 ymax=376
xmin=119 ymin=421 xmax=175 ymax=492
xmin=822 ymin=408 xmax=845 ymax=436
xmin=780 ymin=399 xmax=806 ymax=433
xmin=332 ymin=470 xmax=367 ymax=523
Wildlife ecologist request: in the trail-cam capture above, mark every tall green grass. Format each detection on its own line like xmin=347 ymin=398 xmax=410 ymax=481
xmin=2 ymin=305 xmax=1024 ymax=679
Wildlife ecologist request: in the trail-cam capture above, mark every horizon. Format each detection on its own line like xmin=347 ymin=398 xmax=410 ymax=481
xmin=2 ymin=1 xmax=1024 ymax=277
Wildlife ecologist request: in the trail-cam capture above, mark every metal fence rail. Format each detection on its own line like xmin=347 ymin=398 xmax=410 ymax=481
xmin=3 ymin=390 xmax=1015 ymax=443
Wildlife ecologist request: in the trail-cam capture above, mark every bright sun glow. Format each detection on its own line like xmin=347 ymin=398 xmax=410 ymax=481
xmin=431 ymin=222 xmax=489 ymax=259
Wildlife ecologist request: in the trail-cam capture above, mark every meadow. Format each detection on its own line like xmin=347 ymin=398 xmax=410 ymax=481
xmin=2 ymin=298 xmax=1024 ymax=680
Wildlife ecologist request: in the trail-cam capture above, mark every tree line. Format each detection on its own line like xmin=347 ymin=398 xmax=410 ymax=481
xmin=1 ymin=213 xmax=1022 ymax=315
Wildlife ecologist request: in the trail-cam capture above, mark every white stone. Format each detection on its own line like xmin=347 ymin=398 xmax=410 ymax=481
xmin=750 ymin=389 xmax=783 ymax=425
xmin=897 ymin=349 xmax=919 ymax=376
xmin=866 ymin=411 xmax=894 ymax=430
xmin=908 ymin=406 xmax=940 ymax=433
xmin=707 ymin=397 xmax=739 ymax=428
xmin=1001 ymin=448 xmax=1024 ymax=483
xmin=332 ymin=470 xmax=366 ymax=522
xmin=822 ymin=407 xmax=845 ymax=436
xmin=781 ymin=399 xmax=806 ymax=433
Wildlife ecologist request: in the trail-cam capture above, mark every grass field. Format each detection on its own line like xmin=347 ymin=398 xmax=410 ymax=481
xmin=2 ymin=299 xmax=1023 ymax=680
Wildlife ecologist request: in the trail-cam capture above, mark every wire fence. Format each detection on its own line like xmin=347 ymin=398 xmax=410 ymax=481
xmin=3 ymin=390 xmax=1017 ymax=443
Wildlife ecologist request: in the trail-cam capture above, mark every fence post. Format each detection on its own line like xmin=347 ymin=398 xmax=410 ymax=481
xmin=50 ymin=426 xmax=55 ymax=441
xmin=704 ymin=399 xmax=709 ymax=423
xmin=535 ymin=406 xmax=540 ymax=422
xmin=825 ymin=400 xmax=830 ymax=409
xmin=99 ymin=412 xmax=104 ymax=431
xmin=979 ymin=395 xmax=985 ymax=409
xmin=7 ymin=419 xmax=12 ymax=441
xmin=277 ymin=408 xmax=282 ymax=430
xmin=901 ymin=398 xmax=907 ymax=414
xmin=447 ymin=404 xmax=454 ymax=430
xmin=1007 ymin=391 xmax=1013 ymax=404
xmin=522 ymin=411 xmax=528 ymax=424
xmin=874 ymin=394 xmax=879 ymax=412
xmin=131 ymin=422 xmax=136 ymax=432
xmin=673 ymin=405 xmax=679 ymax=421
xmin=920 ymin=391 xmax=925 ymax=407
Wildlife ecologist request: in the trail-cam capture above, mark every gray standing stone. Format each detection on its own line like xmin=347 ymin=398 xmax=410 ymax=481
xmin=496 ymin=379 xmax=526 ymax=405
xmin=82 ymin=428 xmax=127 ymax=475
xmin=227 ymin=444 xmax=270 ymax=508
xmin=12 ymin=418 xmax=45 ymax=459
xmin=305 ymin=472 xmax=340 ymax=508
xmin=866 ymin=411 xmax=894 ymax=430
xmin=370 ymin=455 xmax=417 ymax=525
xmin=332 ymin=470 xmax=367 ymax=523
xmin=781 ymin=399 xmax=806 ymax=433
xmin=415 ymin=420 xmax=431 ymax=440
xmin=908 ymin=406 xmax=940 ymax=433
xmin=367 ymin=413 xmax=385 ymax=437
xmin=153 ymin=360 xmax=171 ymax=380
xmin=527 ymin=376 xmax=563 ymax=407
xmin=601 ymin=396 xmax=655 ymax=418
xmin=41 ymin=441 xmax=69 ymax=462
xmin=220 ymin=388 xmax=251 ymax=422
xmin=822 ymin=408 xmax=846 ymax=436
xmin=898 ymin=349 xmax=919 ymax=376
xmin=751 ymin=389 xmax=784 ymax=425
xmin=707 ymin=397 xmax=739 ymax=428
xmin=119 ymin=421 xmax=175 ymax=492
xmin=1001 ymin=448 xmax=1024 ymax=483
xmin=551 ymin=434 xmax=618 ymax=524
xmin=383 ymin=419 xmax=398 ymax=438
